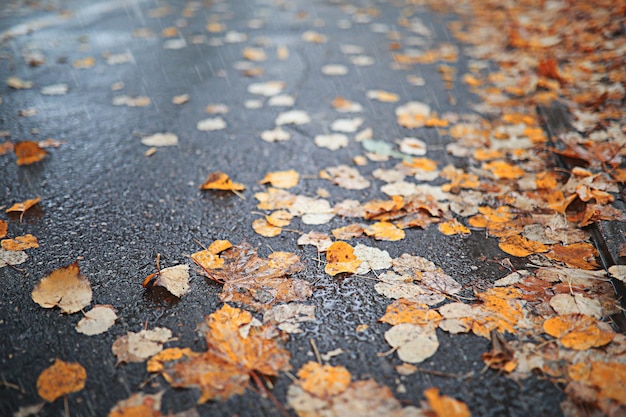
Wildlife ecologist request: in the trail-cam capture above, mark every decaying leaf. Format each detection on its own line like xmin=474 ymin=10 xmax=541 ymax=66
xmin=76 ymin=305 xmax=117 ymax=336
xmin=263 ymin=303 xmax=316 ymax=333
xmin=31 ymin=261 xmax=92 ymax=314
xmin=297 ymin=231 xmax=333 ymax=252
xmin=112 ymin=327 xmax=172 ymax=363
xmin=482 ymin=330 xmax=517 ymax=373
xmin=287 ymin=362 xmax=409 ymax=417
xmin=252 ymin=217 xmax=282 ymax=237
xmin=14 ymin=141 xmax=47 ymax=165
xmin=314 ymin=133 xmax=349 ymax=150
xmin=153 ymin=264 xmax=190 ymax=298
xmin=364 ymin=222 xmax=405 ymax=241
xmin=320 ymin=165 xmax=370 ymax=190
xmin=199 ymin=171 xmax=246 ymax=191
xmin=6 ymin=197 xmax=41 ymax=221
xmin=191 ymin=240 xmax=232 ymax=271
xmin=353 ymin=244 xmax=392 ymax=275
xmin=36 ymin=359 xmax=86 ymax=402
xmin=148 ymin=304 xmax=291 ymax=403
xmin=384 ymin=323 xmax=439 ymax=363
xmin=325 ymin=242 xmax=362 ymax=276
xmin=199 ymin=242 xmax=311 ymax=311
xmin=438 ymin=219 xmax=471 ymax=236
xmin=0 ymin=248 xmax=28 ymax=268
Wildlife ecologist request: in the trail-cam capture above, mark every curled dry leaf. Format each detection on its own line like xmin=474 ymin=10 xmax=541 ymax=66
xmin=76 ymin=305 xmax=117 ymax=336
xmin=199 ymin=171 xmax=245 ymax=191
xmin=112 ymin=327 xmax=173 ymax=363
xmin=14 ymin=141 xmax=47 ymax=165
xmin=31 ymin=261 xmax=92 ymax=314
xmin=36 ymin=359 xmax=86 ymax=402
xmin=324 ymin=241 xmax=362 ymax=276
xmin=153 ymin=265 xmax=190 ymax=298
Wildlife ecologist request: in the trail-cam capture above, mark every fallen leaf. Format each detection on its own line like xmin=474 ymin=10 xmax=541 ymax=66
xmin=397 ymin=137 xmax=427 ymax=155
xmin=73 ymin=57 xmax=96 ymax=68
xmin=422 ymin=387 xmax=470 ymax=417
xmin=108 ymin=391 xmax=164 ymax=417
xmin=364 ymin=222 xmax=405 ymax=241
xmin=191 ymin=240 xmax=232 ymax=271
xmin=332 ymin=223 xmax=366 ymax=240
xmin=379 ymin=299 xmax=442 ymax=326
xmin=438 ymin=219 xmax=471 ymax=236
xmin=498 ymin=235 xmax=549 ymax=257
xmin=330 ymin=117 xmax=364 ymax=133
xmin=112 ymin=95 xmax=151 ymax=107
xmin=259 ymin=170 xmax=299 ymax=189
xmin=76 ymin=305 xmax=117 ymax=336
xmin=31 ymin=261 xmax=92 ymax=314
xmin=549 ymin=293 xmax=603 ymax=319
xmin=290 ymin=196 xmax=335 ymax=225
xmin=0 ymin=248 xmax=28 ymax=268
xmin=384 ymin=323 xmax=439 ymax=363
xmin=199 ymin=171 xmax=246 ymax=191
xmin=353 ymin=244 xmax=392 ymax=274
xmin=320 ymin=165 xmax=370 ymax=190
xmin=268 ymin=94 xmax=295 ymax=106
xmin=36 ymin=359 xmax=86 ymax=402
xmin=314 ymin=133 xmax=349 ymax=150
xmin=41 ymin=83 xmax=69 ymax=95
xmin=7 ymin=76 xmax=33 ymax=89
xmin=112 ymin=327 xmax=172 ymax=363
xmin=367 ymin=90 xmax=399 ymax=102
xmin=205 ymin=104 xmax=229 ymax=114
xmin=321 ymin=64 xmax=349 ymax=76
xmin=248 ymin=81 xmax=285 ymax=96
xmin=0 ymin=220 xmax=6 ymax=239
xmin=302 ymin=30 xmax=327 ymax=43
xmin=1 ymin=234 xmax=39 ymax=250
xmin=332 ymin=96 xmax=364 ymax=113
xmin=261 ymin=127 xmax=291 ymax=142
xmin=263 ymin=303 xmax=316 ymax=333
xmin=297 ymin=231 xmax=333 ymax=252
xmin=482 ymin=330 xmax=517 ymax=373
xmin=148 ymin=304 xmax=291 ymax=403
xmin=242 ymin=47 xmax=266 ymax=61
xmin=141 ymin=133 xmax=178 ymax=147
xmin=14 ymin=141 xmax=47 ymax=165
xmin=275 ymin=110 xmax=311 ymax=125
xmin=543 ymin=314 xmax=614 ymax=350
xmin=197 ymin=117 xmax=226 ymax=131
xmin=152 ymin=264 xmax=190 ymax=298
xmin=325 ymin=241 xmax=362 ymax=276
xmin=252 ymin=218 xmax=282 ymax=237
xmin=200 ymin=242 xmax=311 ymax=311
xmin=545 ymin=242 xmax=599 ymax=270
xmin=295 ymin=362 xmax=351 ymax=397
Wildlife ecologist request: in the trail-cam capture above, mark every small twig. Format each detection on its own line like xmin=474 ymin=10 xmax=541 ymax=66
xmin=414 ymin=367 xmax=471 ymax=379
xmin=231 ymin=189 xmax=246 ymax=200
xmin=0 ymin=380 xmax=23 ymax=392
xmin=310 ymin=339 xmax=322 ymax=363
xmin=377 ymin=346 xmax=397 ymax=357
xmin=63 ymin=395 xmax=70 ymax=417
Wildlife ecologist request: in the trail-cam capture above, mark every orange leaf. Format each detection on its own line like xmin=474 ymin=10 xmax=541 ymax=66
xmin=438 ymin=219 xmax=471 ymax=236
xmin=0 ymin=220 xmax=7 ymax=239
xmin=259 ymin=169 xmax=300 ymax=189
xmin=364 ymin=221 xmax=405 ymax=241
xmin=14 ymin=141 xmax=47 ymax=165
xmin=297 ymin=362 xmax=352 ymax=397
xmin=482 ymin=160 xmax=525 ymax=179
xmin=199 ymin=171 xmax=245 ymax=191
xmin=545 ymin=242 xmax=599 ymax=270
xmin=324 ymin=241 xmax=362 ymax=276
xmin=498 ymin=235 xmax=549 ymax=257
xmin=37 ymin=359 xmax=86 ymax=402
xmin=589 ymin=361 xmax=626 ymax=405
xmin=0 ymin=141 xmax=14 ymax=155
xmin=1 ymin=234 xmax=39 ymax=250
xmin=108 ymin=392 xmax=164 ymax=417
xmin=423 ymin=387 xmax=470 ymax=417
xmin=252 ymin=218 xmax=282 ymax=237
xmin=379 ymin=299 xmax=441 ymax=326
xmin=266 ymin=210 xmax=293 ymax=227
xmin=472 ymin=287 xmax=523 ymax=338
xmin=543 ymin=314 xmax=614 ymax=350
xmin=6 ymin=196 xmax=41 ymax=220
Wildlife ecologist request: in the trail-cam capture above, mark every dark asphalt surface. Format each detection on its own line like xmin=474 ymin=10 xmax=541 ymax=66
xmin=0 ymin=0 xmax=572 ymax=416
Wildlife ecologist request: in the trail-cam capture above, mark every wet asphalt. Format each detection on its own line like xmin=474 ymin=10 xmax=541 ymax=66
xmin=0 ymin=0 xmax=571 ymax=416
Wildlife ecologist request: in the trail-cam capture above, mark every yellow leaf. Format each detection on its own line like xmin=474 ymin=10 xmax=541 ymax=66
xmin=14 ymin=141 xmax=47 ymax=165
xmin=438 ymin=219 xmax=471 ymax=236
xmin=1 ymin=234 xmax=39 ymax=250
xmin=543 ymin=314 xmax=615 ymax=350
xmin=266 ymin=210 xmax=293 ymax=227
xmin=423 ymin=387 xmax=470 ymax=417
xmin=297 ymin=362 xmax=352 ymax=397
xmin=199 ymin=171 xmax=245 ymax=191
xmin=364 ymin=222 xmax=405 ymax=241
xmin=31 ymin=261 xmax=92 ymax=314
xmin=324 ymin=241 xmax=362 ymax=276
xmin=498 ymin=235 xmax=549 ymax=257
xmin=37 ymin=359 xmax=86 ymax=402
xmin=482 ymin=160 xmax=525 ymax=179
xmin=379 ymin=299 xmax=441 ymax=326
xmin=252 ymin=218 xmax=282 ymax=237
xmin=259 ymin=170 xmax=300 ymax=189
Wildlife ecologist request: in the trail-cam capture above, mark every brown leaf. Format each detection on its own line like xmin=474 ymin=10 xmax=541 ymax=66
xmin=200 ymin=242 xmax=311 ymax=311
xmin=148 ymin=304 xmax=291 ymax=403
xmin=6 ymin=196 xmax=41 ymax=221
